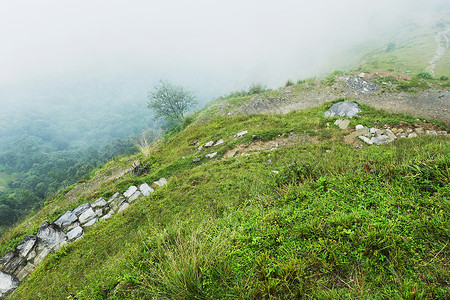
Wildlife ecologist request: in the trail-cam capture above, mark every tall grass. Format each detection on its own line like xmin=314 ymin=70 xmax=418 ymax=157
xmin=132 ymin=129 xmax=162 ymax=158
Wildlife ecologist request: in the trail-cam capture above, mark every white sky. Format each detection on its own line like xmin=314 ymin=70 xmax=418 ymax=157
xmin=0 ymin=0 xmax=447 ymax=99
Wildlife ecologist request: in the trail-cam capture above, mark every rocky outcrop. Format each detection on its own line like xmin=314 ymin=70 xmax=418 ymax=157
xmin=324 ymin=101 xmax=361 ymax=118
xmin=0 ymin=178 xmax=168 ymax=299
xmin=339 ymin=75 xmax=379 ymax=94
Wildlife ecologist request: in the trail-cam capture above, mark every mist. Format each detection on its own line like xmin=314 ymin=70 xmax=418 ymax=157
xmin=1 ymin=1 xmax=448 ymax=100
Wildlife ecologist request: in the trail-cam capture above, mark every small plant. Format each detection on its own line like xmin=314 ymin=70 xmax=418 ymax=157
xmin=132 ymin=129 xmax=162 ymax=158
xmin=440 ymin=75 xmax=449 ymax=81
xmin=285 ymin=80 xmax=294 ymax=87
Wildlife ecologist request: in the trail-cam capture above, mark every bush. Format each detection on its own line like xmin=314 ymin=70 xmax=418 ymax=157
xmin=416 ymin=72 xmax=433 ymax=80
xmin=440 ymin=75 xmax=449 ymax=81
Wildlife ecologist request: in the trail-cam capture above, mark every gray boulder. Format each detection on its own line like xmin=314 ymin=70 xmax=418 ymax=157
xmin=91 ymin=197 xmax=107 ymax=209
xmin=78 ymin=208 xmax=96 ymax=224
xmin=36 ymin=221 xmax=67 ymax=250
xmin=204 ymin=141 xmax=214 ymax=148
xmin=67 ymin=226 xmax=83 ymax=241
xmin=72 ymin=203 xmax=91 ymax=217
xmin=205 ymin=152 xmax=217 ymax=159
xmin=108 ymin=195 xmax=127 ymax=212
xmin=54 ymin=211 xmax=78 ymax=229
xmin=0 ymin=271 xmax=19 ymax=298
xmin=128 ymin=191 xmax=142 ymax=202
xmin=16 ymin=262 xmax=35 ymax=281
xmin=16 ymin=235 xmax=37 ymax=258
xmin=0 ymin=251 xmax=27 ymax=275
xmin=324 ymin=101 xmax=361 ymax=118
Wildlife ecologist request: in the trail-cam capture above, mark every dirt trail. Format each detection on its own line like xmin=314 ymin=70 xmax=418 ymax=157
xmin=231 ymin=81 xmax=450 ymax=125
xmin=426 ymin=28 xmax=450 ymax=76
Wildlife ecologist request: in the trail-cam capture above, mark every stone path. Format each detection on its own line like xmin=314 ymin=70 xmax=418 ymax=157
xmin=0 ymin=179 xmax=166 ymax=299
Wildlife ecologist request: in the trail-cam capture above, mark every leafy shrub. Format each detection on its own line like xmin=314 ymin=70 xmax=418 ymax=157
xmin=416 ymin=71 xmax=433 ymax=80
xmin=440 ymin=75 xmax=449 ymax=81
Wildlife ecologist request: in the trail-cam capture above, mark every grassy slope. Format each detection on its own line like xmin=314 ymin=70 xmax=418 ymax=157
xmin=5 ymin=98 xmax=448 ymax=299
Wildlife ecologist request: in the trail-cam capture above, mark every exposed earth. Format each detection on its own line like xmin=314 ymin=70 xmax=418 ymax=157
xmin=227 ymin=75 xmax=450 ymax=125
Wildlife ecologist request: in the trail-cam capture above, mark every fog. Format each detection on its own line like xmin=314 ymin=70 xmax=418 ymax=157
xmin=0 ymin=1 xmax=447 ymax=100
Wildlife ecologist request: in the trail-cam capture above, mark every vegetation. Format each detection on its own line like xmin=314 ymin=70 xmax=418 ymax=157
xmin=4 ymin=97 xmax=449 ymax=299
xmin=147 ymin=80 xmax=197 ymax=125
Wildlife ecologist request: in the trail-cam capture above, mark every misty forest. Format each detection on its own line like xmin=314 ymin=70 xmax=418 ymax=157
xmin=0 ymin=0 xmax=449 ymax=299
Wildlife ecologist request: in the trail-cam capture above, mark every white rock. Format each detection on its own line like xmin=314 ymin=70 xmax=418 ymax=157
xmin=334 ymin=119 xmax=350 ymax=129
xmin=358 ymin=136 xmax=373 ymax=145
xmin=108 ymin=192 xmax=121 ymax=202
xmin=128 ymin=191 xmax=143 ymax=202
xmin=124 ymin=186 xmax=138 ymax=198
xmin=72 ymin=203 xmax=91 ymax=217
xmin=65 ymin=222 xmax=80 ymax=232
xmin=426 ymin=130 xmax=438 ymax=136
xmin=153 ymin=178 xmax=168 ymax=187
xmin=355 ymin=124 xmax=365 ymax=130
xmin=16 ymin=262 xmax=35 ymax=281
xmin=83 ymin=219 xmax=97 ymax=227
xmin=205 ymin=152 xmax=217 ymax=159
xmin=16 ymin=235 xmax=37 ymax=258
xmin=94 ymin=209 xmax=103 ymax=217
xmin=36 ymin=221 xmax=67 ymax=250
xmin=139 ymin=183 xmax=154 ymax=196
xmin=78 ymin=208 xmax=96 ymax=224
xmin=67 ymin=226 xmax=83 ymax=241
xmin=100 ymin=212 xmax=112 ymax=221
xmin=54 ymin=211 xmax=78 ymax=228
xmin=91 ymin=197 xmax=107 ymax=209
xmin=0 ymin=271 xmax=19 ymax=297
xmin=234 ymin=130 xmax=248 ymax=137
xmin=204 ymin=141 xmax=214 ymax=147
xmin=408 ymin=132 xmax=418 ymax=138
xmin=214 ymin=139 xmax=225 ymax=146
xmin=118 ymin=203 xmax=130 ymax=213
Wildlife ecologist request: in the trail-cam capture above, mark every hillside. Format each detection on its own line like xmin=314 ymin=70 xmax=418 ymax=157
xmin=0 ymin=69 xmax=449 ymax=299
xmin=1 ymin=11 xmax=450 ymax=298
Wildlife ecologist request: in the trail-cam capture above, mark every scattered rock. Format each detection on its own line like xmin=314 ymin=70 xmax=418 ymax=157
xmin=224 ymin=150 xmax=237 ymax=158
xmin=67 ymin=226 xmax=83 ymax=241
xmin=139 ymin=183 xmax=154 ymax=196
xmin=108 ymin=195 xmax=127 ymax=213
xmin=205 ymin=152 xmax=217 ymax=159
xmin=234 ymin=131 xmax=248 ymax=137
xmin=153 ymin=178 xmax=168 ymax=187
xmin=94 ymin=209 xmax=103 ymax=217
xmin=204 ymin=141 xmax=214 ymax=147
xmin=100 ymin=212 xmax=112 ymax=221
xmin=339 ymin=75 xmax=379 ymax=94
xmin=214 ymin=139 xmax=225 ymax=146
xmin=118 ymin=203 xmax=130 ymax=213
xmin=72 ymin=203 xmax=91 ymax=217
xmin=83 ymin=219 xmax=97 ymax=227
xmin=324 ymin=101 xmax=361 ymax=118
xmin=16 ymin=262 xmax=35 ymax=281
xmin=123 ymin=186 xmax=138 ymax=198
xmin=78 ymin=208 xmax=97 ymax=224
xmin=334 ymin=119 xmax=350 ymax=129
xmin=91 ymin=198 xmax=108 ymax=209
xmin=198 ymin=145 xmax=203 ymax=151
xmin=408 ymin=132 xmax=418 ymax=138
xmin=128 ymin=191 xmax=142 ymax=202
xmin=192 ymin=157 xmax=201 ymax=162
xmin=358 ymin=136 xmax=373 ymax=145
xmin=355 ymin=124 xmax=365 ymax=130
xmin=54 ymin=211 xmax=78 ymax=229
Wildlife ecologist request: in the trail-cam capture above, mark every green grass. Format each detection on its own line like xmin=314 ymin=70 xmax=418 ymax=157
xmin=4 ymin=98 xmax=448 ymax=299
